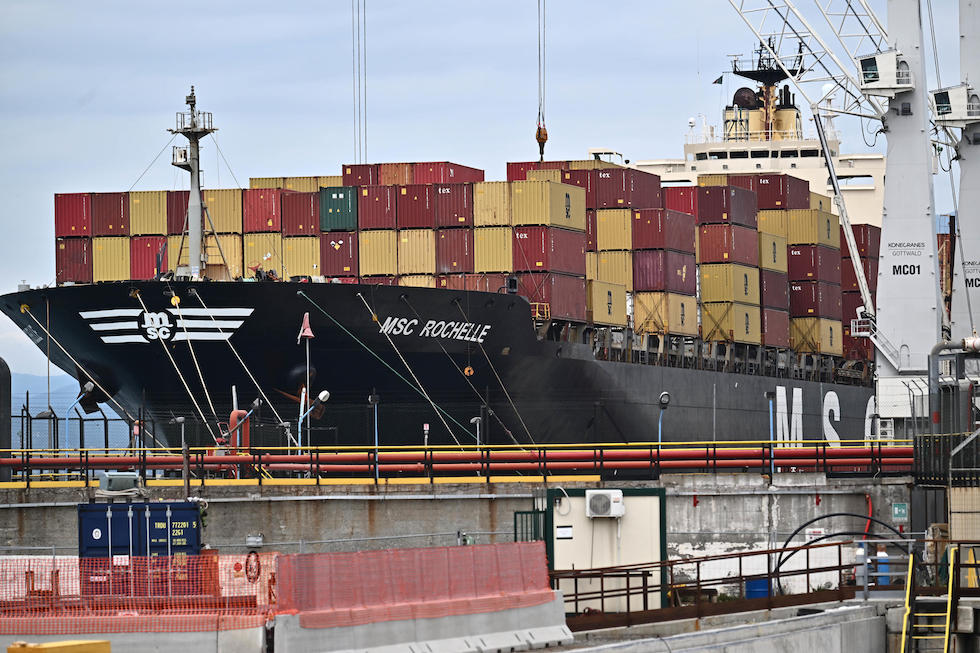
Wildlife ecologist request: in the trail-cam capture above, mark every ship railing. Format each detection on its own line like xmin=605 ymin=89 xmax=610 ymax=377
xmin=968 ymin=103 xmax=980 ymax=118
xmin=684 ymin=128 xmax=838 ymax=145
xmin=0 ymin=438 xmax=915 ymax=486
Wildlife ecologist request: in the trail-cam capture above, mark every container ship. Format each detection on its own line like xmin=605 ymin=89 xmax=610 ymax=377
xmin=0 ymin=71 xmax=882 ymax=448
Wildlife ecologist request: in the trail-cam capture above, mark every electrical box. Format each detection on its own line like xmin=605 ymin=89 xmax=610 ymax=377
xmin=585 ymin=489 xmax=625 ymax=518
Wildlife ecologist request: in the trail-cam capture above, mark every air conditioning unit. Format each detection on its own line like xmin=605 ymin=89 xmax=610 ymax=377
xmin=586 ymin=489 xmax=625 ymax=518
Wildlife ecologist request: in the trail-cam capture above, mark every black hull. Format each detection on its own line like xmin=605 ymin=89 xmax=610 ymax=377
xmin=1 ymin=281 xmax=875 ymax=447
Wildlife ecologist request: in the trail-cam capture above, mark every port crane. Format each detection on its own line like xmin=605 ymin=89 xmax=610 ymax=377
xmin=728 ymin=0 xmax=970 ymax=434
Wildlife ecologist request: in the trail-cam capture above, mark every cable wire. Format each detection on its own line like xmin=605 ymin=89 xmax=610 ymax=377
xmin=132 ymin=291 xmax=217 ymax=443
xmin=208 ymin=134 xmax=242 ymax=189
xmin=169 ymin=297 xmax=219 ymax=426
xmin=127 ymin=135 xmax=177 ymax=192
xmin=355 ymin=292 xmax=461 ymax=447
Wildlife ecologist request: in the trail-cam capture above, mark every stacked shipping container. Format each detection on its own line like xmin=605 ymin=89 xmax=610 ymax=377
xmin=841 ymin=224 xmax=881 ymax=360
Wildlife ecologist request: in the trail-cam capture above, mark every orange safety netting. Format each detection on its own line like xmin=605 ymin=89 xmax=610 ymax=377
xmin=275 ymin=541 xmax=555 ymax=629
xmin=0 ymin=552 xmax=278 ymax=635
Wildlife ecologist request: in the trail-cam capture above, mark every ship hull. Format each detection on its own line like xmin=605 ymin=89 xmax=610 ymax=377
xmin=1 ymin=281 xmax=874 ymax=447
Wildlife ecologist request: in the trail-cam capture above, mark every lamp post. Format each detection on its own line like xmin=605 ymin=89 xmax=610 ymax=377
xmin=765 ymin=390 xmax=777 ymax=477
xmin=470 ymin=416 xmax=482 ymax=448
xmin=368 ymin=390 xmax=380 ymax=481
xmin=657 ymin=392 xmax=671 ymax=445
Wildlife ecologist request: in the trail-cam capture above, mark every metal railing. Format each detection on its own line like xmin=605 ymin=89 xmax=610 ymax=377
xmin=0 ymin=439 xmax=914 ymax=486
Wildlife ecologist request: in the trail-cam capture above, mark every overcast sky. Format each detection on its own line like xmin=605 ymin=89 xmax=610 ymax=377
xmin=0 ymin=0 xmax=961 ymax=378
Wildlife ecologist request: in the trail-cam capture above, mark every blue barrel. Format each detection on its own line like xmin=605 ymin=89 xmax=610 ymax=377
xmin=745 ymin=578 xmax=771 ymax=598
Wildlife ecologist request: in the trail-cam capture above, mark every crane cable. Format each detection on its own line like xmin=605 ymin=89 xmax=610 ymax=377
xmin=351 ymin=0 xmax=367 ymax=163
xmin=925 ymin=0 xmax=973 ymax=335
xmin=535 ymin=0 xmax=548 ymax=161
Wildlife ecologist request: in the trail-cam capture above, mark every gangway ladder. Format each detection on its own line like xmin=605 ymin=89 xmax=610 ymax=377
xmin=900 ymin=545 xmax=958 ymax=652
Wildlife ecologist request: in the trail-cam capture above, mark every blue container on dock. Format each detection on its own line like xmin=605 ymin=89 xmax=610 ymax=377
xmin=77 ymin=502 xmax=203 ymax=596
xmin=745 ymin=578 xmax=771 ymax=598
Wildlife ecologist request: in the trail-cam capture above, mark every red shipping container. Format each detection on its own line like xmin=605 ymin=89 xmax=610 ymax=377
xmin=55 ymin=237 xmax=92 ymax=284
xmin=319 ymin=232 xmax=359 ymax=277
xmin=513 ymin=226 xmax=586 ymax=275
xmin=787 ymin=245 xmax=842 ymax=284
xmin=437 ymin=272 xmax=510 ymax=292
xmin=360 ymin=275 xmax=399 ymax=285
xmin=698 ymin=224 xmax=759 ymax=265
xmin=396 ymin=184 xmax=435 ymax=228
xmin=413 ymin=162 xmax=484 ymax=184
xmin=841 ymin=290 xmax=871 ymax=324
xmin=761 ymin=308 xmax=791 ymax=347
xmin=843 ymin=334 xmax=874 ymax=361
xmin=760 ymin=269 xmax=790 ymax=310
xmin=91 ymin=192 xmax=130 ymax=236
xmin=696 ymin=186 xmax=757 ymax=227
xmin=357 ymin=185 xmax=397 ymax=229
xmin=434 ymin=183 xmax=474 ymax=227
xmin=728 ymin=173 xmax=809 ymax=210
xmin=342 ymin=164 xmax=380 ymax=186
xmin=282 ymin=192 xmax=319 ymax=235
xmin=632 ymin=250 xmax=696 ymax=294
xmin=841 ymin=224 xmax=882 ymax=259
xmin=436 ymin=229 xmax=474 ymax=274
xmin=166 ymin=190 xmax=204 ymax=235
xmin=594 ymin=168 xmax=662 ymax=209
xmin=517 ymin=272 xmax=586 ymax=321
xmin=243 ymin=188 xmax=283 ymax=233
xmin=560 ymin=169 xmax=597 ymax=209
xmin=632 ymin=208 xmax=696 ymax=253
xmin=54 ymin=193 xmax=91 ymax=237
xmin=841 ymin=256 xmax=879 ymax=293
xmin=506 ymin=160 xmax=566 ymax=181
xmin=130 ymin=236 xmax=168 ymax=280
xmin=663 ymin=186 xmax=698 ymax=216
xmin=586 ymin=209 xmax=597 ymax=251
xmin=789 ymin=281 xmax=842 ymax=319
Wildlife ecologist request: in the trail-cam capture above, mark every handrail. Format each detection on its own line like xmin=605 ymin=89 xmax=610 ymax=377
xmin=944 ymin=546 xmax=958 ymax=653
xmin=899 ymin=550 xmax=916 ymax=653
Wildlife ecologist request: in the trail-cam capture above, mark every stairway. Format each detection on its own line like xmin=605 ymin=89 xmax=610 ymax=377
xmin=901 ymin=546 xmax=957 ymax=653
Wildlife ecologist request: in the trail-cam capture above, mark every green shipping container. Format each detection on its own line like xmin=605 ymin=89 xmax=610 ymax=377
xmin=319 ymin=187 xmax=358 ymax=231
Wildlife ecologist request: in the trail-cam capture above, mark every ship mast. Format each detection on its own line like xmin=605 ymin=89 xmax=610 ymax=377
xmin=169 ymin=87 xmax=216 ymax=279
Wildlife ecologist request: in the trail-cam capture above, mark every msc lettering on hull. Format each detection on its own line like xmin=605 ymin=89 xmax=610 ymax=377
xmin=379 ymin=315 xmax=491 ymax=343
xmin=775 ymin=385 xmax=876 ymax=444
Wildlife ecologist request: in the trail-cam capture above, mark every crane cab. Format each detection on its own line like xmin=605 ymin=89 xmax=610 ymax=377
xmin=857 ymin=49 xmax=915 ymax=98
xmin=931 ymin=83 xmax=980 ymax=128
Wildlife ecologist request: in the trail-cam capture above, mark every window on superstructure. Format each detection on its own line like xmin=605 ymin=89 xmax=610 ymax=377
xmin=780 ymin=150 xmax=799 ymax=158
xmin=750 ymin=151 xmax=769 ymax=158
xmin=696 ymin=153 xmax=708 ymax=161
xmin=801 ymin=149 xmax=819 ymax=157
xmin=709 ymin=151 xmax=728 ymax=160
xmin=729 ymin=151 xmax=748 ymax=159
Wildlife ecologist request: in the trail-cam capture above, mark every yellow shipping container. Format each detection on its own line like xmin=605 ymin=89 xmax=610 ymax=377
xmin=359 ymin=230 xmax=397 ymax=276
xmin=787 ymin=209 xmax=840 ymax=249
xmin=129 ymin=191 xmax=167 ymax=235
xmin=597 ymin=251 xmax=633 ymax=291
xmin=790 ymin=317 xmax=843 ymax=356
xmin=398 ymin=229 xmax=436 ymax=275
xmin=633 ymin=292 xmax=698 ymax=336
xmin=204 ymin=234 xmax=243 ymax=279
xmin=568 ymin=159 xmax=621 ymax=170
xmin=701 ymin=302 xmax=762 ymax=344
xmin=318 ymin=175 xmax=344 ymax=188
xmin=511 ymin=181 xmax=586 ymax=231
xmin=167 ymin=235 xmax=190 ymax=268
xmin=282 ymin=236 xmax=321 ymax=277
xmin=203 ymin=189 xmax=243 ymax=233
xmin=250 ymin=177 xmax=283 ymax=189
xmin=757 ymin=210 xmax=789 ymax=238
xmin=758 ymin=233 xmax=788 ymax=272
xmin=586 ymin=280 xmax=627 ymax=327
xmin=526 ymin=169 xmax=563 ymax=183
xmin=596 ymin=209 xmax=632 ymax=251
xmin=586 ymin=252 xmax=598 ymax=280
xmin=7 ymin=641 xmax=110 ymax=652
xmin=810 ymin=191 xmax=834 ymax=212
xmin=244 ymin=233 xmax=283 ymax=276
xmin=92 ymin=237 xmax=131 ymax=282
xmin=700 ymin=264 xmax=760 ymax=304
xmin=698 ymin=174 xmax=729 ymax=187
xmin=283 ymin=176 xmax=320 ymax=192
xmin=474 ymin=182 xmax=512 ymax=226
xmin=399 ymin=275 xmax=437 ymax=288
xmin=474 ymin=227 xmax=512 ymax=273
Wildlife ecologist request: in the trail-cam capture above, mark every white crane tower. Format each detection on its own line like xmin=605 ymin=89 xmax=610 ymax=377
xmin=728 ymin=0 xmax=960 ymax=432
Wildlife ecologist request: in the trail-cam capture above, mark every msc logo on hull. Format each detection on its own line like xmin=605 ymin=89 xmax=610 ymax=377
xmin=80 ymin=307 xmax=254 ymax=344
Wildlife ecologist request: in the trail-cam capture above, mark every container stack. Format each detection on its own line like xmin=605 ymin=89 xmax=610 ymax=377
xmin=55 ymin=193 xmax=93 ymax=284
xmin=841 ymin=224 xmax=881 ymax=360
